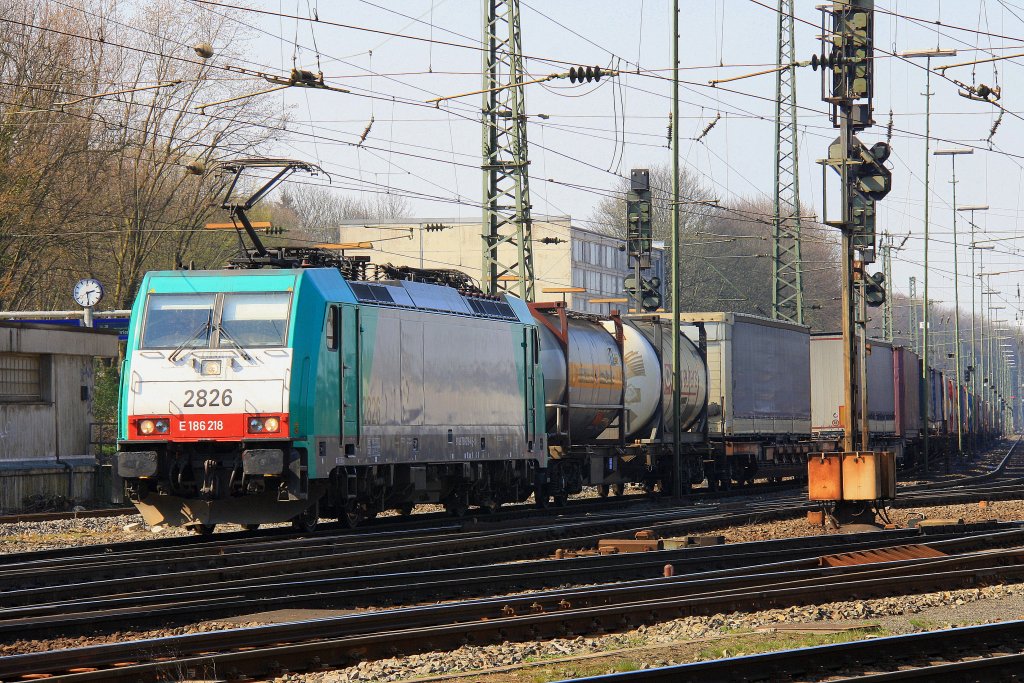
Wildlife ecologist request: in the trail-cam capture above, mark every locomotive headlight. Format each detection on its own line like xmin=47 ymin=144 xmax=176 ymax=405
xmin=200 ymin=360 xmax=222 ymax=376
xmin=247 ymin=416 xmax=281 ymax=434
xmin=138 ymin=419 xmax=156 ymax=435
xmin=154 ymin=419 xmax=169 ymax=434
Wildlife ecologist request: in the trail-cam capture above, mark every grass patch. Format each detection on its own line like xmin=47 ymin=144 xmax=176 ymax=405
xmin=697 ymin=627 xmax=889 ymax=661
xmin=907 ymin=617 xmax=937 ymax=631
xmin=530 ymin=657 xmax=640 ymax=682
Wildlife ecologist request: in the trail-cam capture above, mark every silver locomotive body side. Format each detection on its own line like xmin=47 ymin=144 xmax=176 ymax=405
xmin=356 ymin=305 xmax=542 ymax=467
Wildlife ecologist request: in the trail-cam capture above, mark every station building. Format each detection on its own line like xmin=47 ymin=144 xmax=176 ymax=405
xmin=337 ymin=215 xmax=665 ymax=315
xmin=0 ymin=322 xmax=119 ymax=510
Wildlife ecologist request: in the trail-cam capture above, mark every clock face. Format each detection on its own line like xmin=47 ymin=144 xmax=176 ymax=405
xmin=73 ymin=278 xmax=104 ymax=308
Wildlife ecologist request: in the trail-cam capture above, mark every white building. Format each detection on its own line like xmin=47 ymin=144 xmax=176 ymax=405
xmin=337 ymin=215 xmax=664 ymax=316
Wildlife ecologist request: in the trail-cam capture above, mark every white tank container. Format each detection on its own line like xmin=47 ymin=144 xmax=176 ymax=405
xmin=618 ymin=317 xmax=708 ymax=438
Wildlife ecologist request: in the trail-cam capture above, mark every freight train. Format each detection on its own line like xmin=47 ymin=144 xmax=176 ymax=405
xmin=115 ymin=266 xmax=1002 ymax=532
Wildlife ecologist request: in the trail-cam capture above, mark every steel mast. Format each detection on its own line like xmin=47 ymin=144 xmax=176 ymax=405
xmin=909 ymin=276 xmax=919 ymax=355
xmin=771 ymin=0 xmax=805 ymax=324
xmin=880 ymin=233 xmax=894 ymax=341
xmin=482 ymin=0 xmax=535 ymax=300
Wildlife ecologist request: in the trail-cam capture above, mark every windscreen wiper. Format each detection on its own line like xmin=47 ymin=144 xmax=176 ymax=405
xmin=215 ymin=324 xmax=254 ymax=362
xmin=169 ymin=312 xmax=212 ymax=362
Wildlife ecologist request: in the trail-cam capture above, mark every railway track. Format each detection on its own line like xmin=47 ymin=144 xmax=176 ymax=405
xmin=564 ymin=620 xmax=1024 ymax=681
xmin=5 ymin=523 xmax=1024 ymax=680
xmin=0 ymin=497 xmax=807 ymax=598
xmin=0 ymin=438 xmax=1018 ymax=681
xmin=0 ymin=522 xmax=1012 ymax=640
xmin=4 ymin=463 xmax=1007 ymax=604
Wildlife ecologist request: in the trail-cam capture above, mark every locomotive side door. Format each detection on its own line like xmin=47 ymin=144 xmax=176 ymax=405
xmin=340 ymin=304 xmax=361 ymax=448
xmin=524 ymin=326 xmax=538 ymax=450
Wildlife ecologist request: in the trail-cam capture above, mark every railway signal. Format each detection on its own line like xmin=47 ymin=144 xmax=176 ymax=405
xmin=810 ymin=0 xmax=897 ymax=528
xmin=625 ymin=168 xmax=659 ymax=313
xmin=864 ymin=271 xmax=885 ymax=307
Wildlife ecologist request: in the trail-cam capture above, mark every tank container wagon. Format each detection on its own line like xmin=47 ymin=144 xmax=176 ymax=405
xmin=115 ymin=269 xmax=713 ymax=531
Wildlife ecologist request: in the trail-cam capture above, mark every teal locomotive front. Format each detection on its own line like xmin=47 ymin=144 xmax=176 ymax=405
xmin=116 ymin=268 xmax=546 ymax=531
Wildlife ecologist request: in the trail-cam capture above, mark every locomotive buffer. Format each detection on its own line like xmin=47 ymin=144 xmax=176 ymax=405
xmin=808 ymin=0 xmax=896 ymax=528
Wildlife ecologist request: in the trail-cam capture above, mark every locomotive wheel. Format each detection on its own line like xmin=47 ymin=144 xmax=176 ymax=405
xmin=552 ymin=492 xmax=569 ymax=507
xmin=242 ymin=523 xmax=260 ymax=532
xmin=598 ymin=484 xmax=610 ymax=498
xmin=190 ymin=524 xmax=215 ymax=536
xmin=292 ymin=502 xmax=319 ymax=532
xmin=445 ymin=490 xmax=469 ymax=518
xmin=613 ymin=482 xmax=625 ymax=496
xmin=399 ymin=503 xmax=415 ymax=517
xmin=534 ymin=491 xmax=550 ymax=509
xmin=339 ymin=502 xmax=364 ymax=529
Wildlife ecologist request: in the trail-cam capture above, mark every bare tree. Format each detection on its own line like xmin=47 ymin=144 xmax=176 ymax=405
xmin=0 ymin=0 xmax=288 ymax=310
xmin=0 ymin=1 xmax=110 ymax=309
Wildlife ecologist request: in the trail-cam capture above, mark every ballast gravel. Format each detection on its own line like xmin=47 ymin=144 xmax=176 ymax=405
xmin=263 ymin=580 xmax=1024 ymax=682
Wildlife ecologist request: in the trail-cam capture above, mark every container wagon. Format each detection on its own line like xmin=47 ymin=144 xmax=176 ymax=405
xmin=681 ymin=312 xmax=812 ymax=488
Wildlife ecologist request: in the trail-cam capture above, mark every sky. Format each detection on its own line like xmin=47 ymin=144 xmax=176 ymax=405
xmin=193 ymin=0 xmax=1024 ymax=331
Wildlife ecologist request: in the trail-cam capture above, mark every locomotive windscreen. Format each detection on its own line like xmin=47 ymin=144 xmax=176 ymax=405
xmin=141 ymin=293 xmax=215 ymax=349
xmin=220 ymin=292 xmax=291 ymax=347
xmin=140 ymin=291 xmax=292 ymax=349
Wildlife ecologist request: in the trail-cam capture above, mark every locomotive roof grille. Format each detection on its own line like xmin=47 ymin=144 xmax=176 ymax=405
xmin=350 ymin=282 xmax=395 ymax=304
xmin=348 ymin=280 xmax=518 ymax=321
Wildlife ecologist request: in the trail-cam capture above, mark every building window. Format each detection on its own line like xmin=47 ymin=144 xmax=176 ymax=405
xmin=0 ymin=353 xmax=43 ymax=402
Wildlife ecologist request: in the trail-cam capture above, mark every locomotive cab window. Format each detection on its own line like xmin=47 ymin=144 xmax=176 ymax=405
xmin=219 ymin=292 xmax=291 ymax=348
xmin=326 ymin=306 xmax=338 ymax=350
xmin=141 ymin=293 xmax=216 ymax=349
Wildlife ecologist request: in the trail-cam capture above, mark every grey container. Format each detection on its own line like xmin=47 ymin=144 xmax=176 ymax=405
xmin=681 ymin=312 xmax=811 ymax=437
xmin=810 ymin=334 xmax=896 ymax=437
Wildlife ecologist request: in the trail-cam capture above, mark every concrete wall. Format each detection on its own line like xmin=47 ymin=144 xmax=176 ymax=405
xmin=0 ymin=322 xmax=118 ymax=462
xmin=0 ymin=460 xmax=97 ymax=511
xmin=0 ymin=323 xmax=118 ymax=509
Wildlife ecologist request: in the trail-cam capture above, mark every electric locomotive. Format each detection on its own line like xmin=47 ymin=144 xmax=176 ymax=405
xmin=117 ymin=268 xmax=550 ymax=531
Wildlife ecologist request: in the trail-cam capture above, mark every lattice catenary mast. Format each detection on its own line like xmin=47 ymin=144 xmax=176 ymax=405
xmin=772 ymin=0 xmax=805 ymax=324
xmin=482 ymin=0 xmax=535 ymax=300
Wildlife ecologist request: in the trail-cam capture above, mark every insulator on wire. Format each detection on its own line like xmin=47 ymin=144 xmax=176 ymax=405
xmin=568 ymin=66 xmax=603 ymax=84
xmin=810 ymin=52 xmax=843 ymax=71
